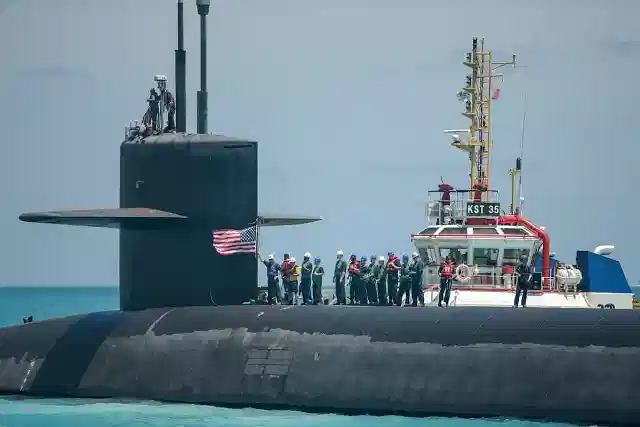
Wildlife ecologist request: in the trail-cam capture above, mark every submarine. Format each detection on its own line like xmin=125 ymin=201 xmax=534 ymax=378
xmin=2 ymin=2 xmax=640 ymax=426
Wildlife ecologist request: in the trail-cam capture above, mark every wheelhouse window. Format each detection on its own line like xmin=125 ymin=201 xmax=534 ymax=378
xmin=473 ymin=248 xmax=499 ymax=267
xmin=471 ymin=227 xmax=499 ymax=235
xmin=439 ymin=247 xmax=467 ymax=264
xmin=500 ymin=227 xmax=530 ymax=235
xmin=418 ymin=226 xmax=439 ymax=235
xmin=438 ymin=227 xmax=467 ymax=235
xmin=503 ymin=248 xmax=530 ymax=265
xmin=419 ymin=248 xmax=439 ymax=266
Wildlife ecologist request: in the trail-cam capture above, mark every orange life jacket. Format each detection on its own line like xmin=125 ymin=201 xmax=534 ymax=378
xmin=348 ymin=261 xmax=360 ymax=276
xmin=387 ymin=256 xmax=400 ymax=272
xmin=441 ymin=261 xmax=454 ymax=278
xmin=281 ymin=259 xmax=295 ymax=279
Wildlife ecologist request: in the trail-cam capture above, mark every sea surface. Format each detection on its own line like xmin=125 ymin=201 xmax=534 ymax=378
xmin=2 ymin=286 xmax=635 ymax=426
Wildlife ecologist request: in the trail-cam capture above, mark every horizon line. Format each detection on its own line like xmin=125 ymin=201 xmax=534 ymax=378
xmin=0 ymin=284 xmax=117 ymax=288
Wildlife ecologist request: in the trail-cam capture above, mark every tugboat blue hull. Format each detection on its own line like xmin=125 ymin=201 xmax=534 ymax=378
xmin=1 ymin=305 xmax=639 ymax=426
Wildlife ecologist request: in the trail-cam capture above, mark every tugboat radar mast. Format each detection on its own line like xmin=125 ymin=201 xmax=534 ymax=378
xmin=449 ymin=38 xmax=516 ymax=201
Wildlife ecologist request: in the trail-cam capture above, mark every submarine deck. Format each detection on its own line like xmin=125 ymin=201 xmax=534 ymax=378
xmin=5 ymin=304 xmax=640 ymax=347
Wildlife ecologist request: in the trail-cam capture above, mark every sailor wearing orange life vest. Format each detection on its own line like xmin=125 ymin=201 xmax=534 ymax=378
xmin=386 ymin=252 xmax=401 ymax=306
xmin=347 ymin=254 xmax=360 ymax=305
xmin=438 ymin=255 xmax=455 ymax=307
xmin=281 ymin=254 xmax=297 ymax=305
xmin=280 ymin=253 xmax=291 ymax=303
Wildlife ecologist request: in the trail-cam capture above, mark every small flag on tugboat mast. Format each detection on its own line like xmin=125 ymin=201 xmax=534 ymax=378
xmin=212 ymin=222 xmax=258 ymax=256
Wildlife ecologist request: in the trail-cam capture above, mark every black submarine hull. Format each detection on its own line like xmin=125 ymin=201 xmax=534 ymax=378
xmin=1 ymin=305 xmax=639 ymax=426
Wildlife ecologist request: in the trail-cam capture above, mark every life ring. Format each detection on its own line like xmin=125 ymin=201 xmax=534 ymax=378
xmin=456 ymin=264 xmax=471 ymax=283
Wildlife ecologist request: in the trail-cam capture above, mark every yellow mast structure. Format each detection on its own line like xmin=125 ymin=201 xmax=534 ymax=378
xmin=454 ymin=38 xmax=516 ymax=201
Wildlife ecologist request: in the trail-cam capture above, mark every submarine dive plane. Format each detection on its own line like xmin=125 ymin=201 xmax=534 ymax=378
xmin=1 ymin=3 xmax=639 ymax=426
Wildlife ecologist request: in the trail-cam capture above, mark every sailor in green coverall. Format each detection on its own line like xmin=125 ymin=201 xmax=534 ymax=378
xmin=409 ymin=252 xmax=425 ymax=307
xmin=300 ymin=253 xmax=313 ymax=304
xmin=397 ymin=253 xmax=412 ymax=306
xmin=333 ymin=250 xmax=348 ymax=305
xmin=358 ymin=255 xmax=369 ymax=305
xmin=312 ymin=257 xmax=325 ymax=305
xmin=375 ymin=256 xmax=387 ymax=305
xmin=366 ymin=255 xmax=378 ymax=305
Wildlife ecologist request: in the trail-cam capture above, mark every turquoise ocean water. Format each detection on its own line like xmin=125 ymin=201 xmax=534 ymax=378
xmin=2 ymin=286 xmax=632 ymax=426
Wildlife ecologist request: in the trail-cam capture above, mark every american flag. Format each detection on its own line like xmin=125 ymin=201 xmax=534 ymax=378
xmin=212 ymin=225 xmax=258 ymax=256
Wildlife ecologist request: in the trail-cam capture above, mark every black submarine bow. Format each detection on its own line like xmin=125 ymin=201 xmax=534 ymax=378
xmin=18 ymin=1 xmax=321 ymax=310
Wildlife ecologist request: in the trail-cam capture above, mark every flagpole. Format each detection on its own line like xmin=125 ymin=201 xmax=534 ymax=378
xmin=254 ymin=217 xmax=261 ymax=300
xmin=255 ymin=216 xmax=262 ymax=258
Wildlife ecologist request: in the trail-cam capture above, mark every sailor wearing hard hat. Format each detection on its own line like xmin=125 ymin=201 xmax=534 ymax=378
xmin=289 ymin=257 xmax=299 ymax=305
xmin=376 ymin=256 xmax=387 ymax=305
xmin=312 ymin=257 xmax=325 ymax=305
xmin=300 ymin=252 xmax=313 ymax=304
xmin=333 ymin=250 xmax=348 ymax=305
xmin=409 ymin=252 xmax=424 ymax=307
xmin=258 ymin=253 xmax=280 ymax=304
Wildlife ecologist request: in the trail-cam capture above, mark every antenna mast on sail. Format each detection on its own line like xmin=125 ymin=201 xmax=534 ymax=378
xmin=453 ymin=38 xmax=516 ymax=201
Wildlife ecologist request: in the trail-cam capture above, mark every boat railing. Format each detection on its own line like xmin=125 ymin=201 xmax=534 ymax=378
xmin=426 ymin=189 xmax=500 ymax=203
xmin=425 ymin=189 xmax=501 ymax=224
xmin=423 ymin=268 xmax=569 ymax=293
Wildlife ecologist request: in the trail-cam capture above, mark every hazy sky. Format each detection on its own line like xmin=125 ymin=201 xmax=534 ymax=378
xmin=0 ymin=0 xmax=638 ymax=286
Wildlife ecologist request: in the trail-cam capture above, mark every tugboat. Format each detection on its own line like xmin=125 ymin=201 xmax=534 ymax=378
xmin=412 ymin=38 xmax=634 ymax=309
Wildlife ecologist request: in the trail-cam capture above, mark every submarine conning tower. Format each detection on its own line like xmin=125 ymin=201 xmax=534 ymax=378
xmin=119 ymin=134 xmax=259 ymax=309
xmin=17 ymin=0 xmax=321 ymax=310
xmin=19 ymin=128 xmax=320 ymax=310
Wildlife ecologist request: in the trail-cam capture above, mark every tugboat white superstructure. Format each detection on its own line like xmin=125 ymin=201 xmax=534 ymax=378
xmin=412 ymin=38 xmax=634 ymax=309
